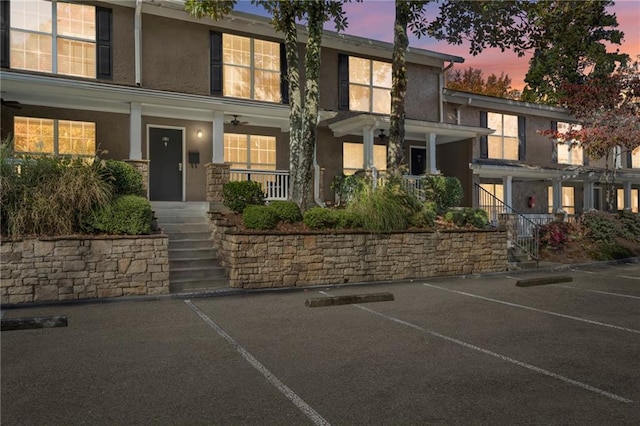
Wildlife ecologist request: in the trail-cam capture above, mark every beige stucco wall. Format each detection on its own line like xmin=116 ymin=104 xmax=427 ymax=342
xmin=105 ymin=1 xmax=136 ymax=86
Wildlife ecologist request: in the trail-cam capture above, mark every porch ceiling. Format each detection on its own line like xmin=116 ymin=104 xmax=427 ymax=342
xmin=328 ymin=114 xmax=493 ymax=143
xmin=1 ymin=71 xmax=293 ymax=130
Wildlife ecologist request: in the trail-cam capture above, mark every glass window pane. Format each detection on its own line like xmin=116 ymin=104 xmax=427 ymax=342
xmin=223 ymin=65 xmax=250 ymax=98
xmin=57 ymin=2 xmax=95 ymax=40
xmin=14 ymin=117 xmax=54 ymax=154
xmin=10 ymin=0 xmax=52 ymax=33
xmin=57 ymin=38 xmax=96 ymax=78
xmin=58 ymin=120 xmax=95 ymax=156
xmin=349 ymin=85 xmax=370 ymax=113
xmin=373 ymin=145 xmax=387 ymax=171
xmin=632 ymin=147 xmax=640 ymax=168
xmin=343 ymin=143 xmax=364 ymax=173
xmin=487 ymin=112 xmax=503 ymax=134
xmin=349 ymin=57 xmax=370 ymax=85
xmin=249 ymin=135 xmax=276 ymax=169
xmin=487 ymin=136 xmax=502 ymax=159
xmin=254 ymin=70 xmax=280 ymax=102
xmin=503 ymin=114 xmax=518 ymax=137
xmin=372 ymin=87 xmax=390 ymax=114
xmin=224 ymin=134 xmax=248 ymax=166
xmin=254 ymin=39 xmax=279 ymax=71
xmin=223 ymin=34 xmax=250 ymax=66
xmin=503 ymin=137 xmax=519 ymax=160
xmin=548 ymin=187 xmax=553 ymax=213
xmin=372 ymin=60 xmax=391 ymax=88
xmin=10 ymin=31 xmax=53 ymax=72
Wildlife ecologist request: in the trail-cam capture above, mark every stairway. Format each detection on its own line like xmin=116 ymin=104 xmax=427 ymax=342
xmin=151 ymin=202 xmax=228 ymax=293
xmin=507 ymin=246 xmax=538 ymax=270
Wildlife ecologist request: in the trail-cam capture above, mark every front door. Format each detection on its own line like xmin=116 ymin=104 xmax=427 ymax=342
xmin=410 ymin=147 xmax=426 ymax=176
xmin=149 ymin=127 xmax=183 ymax=201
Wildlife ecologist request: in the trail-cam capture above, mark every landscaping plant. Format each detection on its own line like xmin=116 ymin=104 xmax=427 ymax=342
xmin=243 ymin=205 xmax=279 ymax=230
xmin=268 ymin=200 xmax=302 ymax=223
xmin=86 ymin=195 xmax=153 ymax=235
xmin=223 ymin=180 xmax=266 ymax=213
xmin=102 ymin=159 xmax=145 ymax=196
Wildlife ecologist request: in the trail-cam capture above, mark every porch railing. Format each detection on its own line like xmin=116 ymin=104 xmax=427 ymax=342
xmin=475 ymin=183 xmax=540 ymax=264
xmin=229 ymin=169 xmax=289 ymax=201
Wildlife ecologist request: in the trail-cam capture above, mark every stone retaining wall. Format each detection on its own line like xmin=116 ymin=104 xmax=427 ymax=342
xmin=1 ymin=235 xmax=169 ymax=304
xmin=217 ymin=229 xmax=507 ymax=289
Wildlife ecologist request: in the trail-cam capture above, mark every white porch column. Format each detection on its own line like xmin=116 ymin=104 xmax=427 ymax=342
xmin=212 ymin=110 xmax=225 ymax=164
xmin=426 ymin=132 xmax=437 ymax=174
xmin=552 ymin=178 xmax=563 ymax=213
xmin=362 ymin=126 xmax=375 ymax=169
xmin=583 ymin=179 xmax=595 ymax=211
xmin=623 ymin=180 xmax=632 ymax=211
xmin=128 ymin=102 xmax=142 ymax=160
xmin=502 ymin=175 xmax=513 ymax=212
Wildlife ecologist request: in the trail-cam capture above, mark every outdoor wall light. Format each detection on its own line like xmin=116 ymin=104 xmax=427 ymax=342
xmin=378 ymin=129 xmax=387 ymax=140
xmin=196 ymin=129 xmax=203 ymax=138
xmin=162 ymin=136 xmax=170 ymax=147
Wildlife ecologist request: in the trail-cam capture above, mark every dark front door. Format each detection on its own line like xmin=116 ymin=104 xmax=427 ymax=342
xmin=149 ymin=127 xmax=183 ymax=201
xmin=410 ymin=147 xmax=426 ymax=176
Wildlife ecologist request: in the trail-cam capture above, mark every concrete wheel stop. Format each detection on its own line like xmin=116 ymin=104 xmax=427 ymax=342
xmin=305 ymin=292 xmax=394 ymax=307
xmin=1 ymin=315 xmax=68 ymax=331
xmin=516 ymin=276 xmax=573 ymax=287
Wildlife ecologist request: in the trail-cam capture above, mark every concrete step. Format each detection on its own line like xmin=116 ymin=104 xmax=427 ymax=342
xmin=170 ymin=277 xmax=229 ymax=293
xmin=170 ymin=257 xmax=220 ymax=270
xmin=160 ymin=223 xmax=210 ymax=234
xmin=168 ymin=239 xmax=214 ymax=250
xmin=170 ymin=266 xmax=227 ymax=281
xmin=152 ymin=201 xmax=208 ymax=212
xmin=508 ymin=260 xmax=539 ymax=271
xmin=169 ymin=247 xmax=218 ymax=260
xmin=167 ymin=231 xmax=212 ymax=241
xmin=154 ymin=215 xmax=208 ymax=224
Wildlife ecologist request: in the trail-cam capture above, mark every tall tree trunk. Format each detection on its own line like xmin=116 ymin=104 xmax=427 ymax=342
xmin=292 ymin=1 xmax=324 ymax=210
xmin=388 ymin=1 xmax=410 ymax=179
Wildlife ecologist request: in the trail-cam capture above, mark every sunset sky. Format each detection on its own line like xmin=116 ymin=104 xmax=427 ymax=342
xmin=234 ymin=0 xmax=640 ymax=91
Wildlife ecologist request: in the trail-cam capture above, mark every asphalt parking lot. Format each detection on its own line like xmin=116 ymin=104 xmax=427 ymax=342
xmin=2 ymin=261 xmax=640 ymax=425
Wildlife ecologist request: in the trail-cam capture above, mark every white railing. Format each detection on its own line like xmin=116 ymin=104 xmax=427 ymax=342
xmin=229 ymin=169 xmax=289 ymax=200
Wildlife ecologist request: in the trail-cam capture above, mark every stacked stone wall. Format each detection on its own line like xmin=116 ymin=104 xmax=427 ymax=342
xmin=1 ymin=235 xmax=169 ymax=304
xmin=217 ymin=230 xmax=507 ymax=289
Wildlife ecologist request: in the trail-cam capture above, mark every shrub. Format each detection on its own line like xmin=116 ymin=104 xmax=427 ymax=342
xmin=409 ymin=204 xmax=437 ymax=228
xmin=588 ymin=243 xmax=635 ymax=261
xmin=268 ymin=200 xmax=302 ymax=223
xmin=242 ymin=205 xmax=279 ymax=230
xmin=331 ymin=173 xmax=368 ymax=206
xmin=538 ymin=221 xmax=577 ymax=249
xmin=580 ymin=211 xmax=621 ymax=243
xmin=334 ymin=209 xmax=363 ymax=229
xmin=223 ymin=181 xmax=265 ymax=213
xmin=102 ymin=160 xmax=144 ymax=196
xmin=347 ymin=183 xmax=418 ymax=232
xmin=421 ymin=175 xmax=463 ymax=212
xmin=443 ymin=207 xmax=489 ymax=229
xmin=303 ymin=207 xmax=339 ymax=230
xmin=617 ymin=212 xmax=640 ymax=243
xmin=86 ymin=195 xmax=152 ymax=235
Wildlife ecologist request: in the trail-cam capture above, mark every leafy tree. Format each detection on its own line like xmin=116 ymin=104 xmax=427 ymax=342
xmin=521 ymin=0 xmax=628 ymax=104
xmin=540 ymin=60 xmax=640 ymax=211
xmin=445 ymin=67 xmax=520 ymax=99
xmin=185 ymin=0 xmax=350 ymax=210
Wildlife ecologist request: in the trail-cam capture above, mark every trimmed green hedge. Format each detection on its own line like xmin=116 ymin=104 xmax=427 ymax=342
xmin=102 ymin=160 xmax=144 ymax=196
xmin=223 ymin=181 xmax=265 ymax=213
xmin=269 ymin=200 xmax=302 ymax=223
xmin=243 ymin=205 xmax=279 ymax=230
xmin=86 ymin=195 xmax=153 ymax=235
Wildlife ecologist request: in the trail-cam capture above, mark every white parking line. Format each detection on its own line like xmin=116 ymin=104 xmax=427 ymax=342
xmin=571 ymin=269 xmax=640 ymax=281
xmin=618 ymin=275 xmax=640 ymax=281
xmin=422 ymin=283 xmax=640 ymax=335
xmin=318 ymin=291 xmax=632 ymax=404
xmin=553 ymin=285 xmax=640 ymax=300
xmin=184 ymin=300 xmax=331 ymax=426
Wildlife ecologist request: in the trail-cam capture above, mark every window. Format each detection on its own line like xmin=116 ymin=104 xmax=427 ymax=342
xmin=342 ymin=143 xmax=387 ymax=175
xmin=224 ymin=133 xmax=276 ymax=170
xmin=478 ymin=183 xmax=504 ymax=223
xmin=222 ymin=34 xmax=280 ymax=102
xmin=547 ymin=186 xmax=575 ymax=214
xmin=9 ymin=0 xmax=97 ymax=78
xmin=487 ymin=112 xmax=519 ymax=160
xmin=556 ymin=122 xmax=583 ymax=165
xmin=632 ymin=147 xmax=640 ymax=168
xmin=13 ymin=116 xmax=96 ymax=158
xmin=617 ymin=188 xmax=639 ymax=212
xmin=348 ymin=57 xmax=391 ymax=114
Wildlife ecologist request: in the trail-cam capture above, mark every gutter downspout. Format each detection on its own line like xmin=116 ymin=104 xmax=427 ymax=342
xmin=313 ymin=114 xmax=325 ymax=207
xmin=456 ymin=98 xmax=472 ymax=125
xmin=135 ymin=0 xmax=142 ymax=86
xmin=439 ymin=61 xmax=455 ymax=122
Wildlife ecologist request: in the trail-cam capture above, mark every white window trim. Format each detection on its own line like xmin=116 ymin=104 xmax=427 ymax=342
xmin=14 ymin=116 xmax=96 ymax=158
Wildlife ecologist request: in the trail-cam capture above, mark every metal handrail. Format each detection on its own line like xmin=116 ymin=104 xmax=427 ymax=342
xmin=475 ymin=183 xmax=540 ymax=263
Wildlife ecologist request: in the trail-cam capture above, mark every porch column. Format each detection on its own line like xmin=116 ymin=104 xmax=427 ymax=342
xmin=551 ymin=178 xmax=563 ymax=213
xmin=623 ymin=180 xmax=632 ymax=211
xmin=362 ymin=126 xmax=375 ymax=169
xmin=425 ymin=132 xmax=437 ymax=174
xmin=212 ymin=110 xmax=225 ymax=164
xmin=129 ymin=102 xmax=142 ymax=160
xmin=502 ymin=175 xmax=513 ymax=212
xmin=583 ymin=179 xmax=595 ymax=211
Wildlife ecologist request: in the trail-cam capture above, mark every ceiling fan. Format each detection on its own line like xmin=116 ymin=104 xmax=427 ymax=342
xmin=1 ymin=98 xmax=21 ymax=109
xmin=229 ymin=114 xmax=248 ymax=127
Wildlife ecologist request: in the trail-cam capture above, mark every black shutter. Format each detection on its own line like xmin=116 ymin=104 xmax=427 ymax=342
xmin=338 ymin=54 xmax=349 ymax=110
xmin=1 ymin=0 xmax=10 ymax=68
xmin=96 ymin=7 xmax=112 ymax=79
xmin=583 ymin=150 xmax=589 ymax=166
xmin=518 ymin=116 xmax=526 ymax=161
xmin=550 ymin=121 xmax=558 ymax=163
xmin=627 ymin=150 xmax=633 ymax=169
xmin=479 ymin=111 xmax=488 ymax=159
xmin=280 ymin=43 xmax=288 ymax=104
xmin=210 ymin=31 xmax=222 ymax=96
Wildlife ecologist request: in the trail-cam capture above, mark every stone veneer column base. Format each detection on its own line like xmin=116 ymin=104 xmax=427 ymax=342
xmin=124 ymin=159 xmax=150 ymax=196
xmin=206 ymin=163 xmax=230 ymax=211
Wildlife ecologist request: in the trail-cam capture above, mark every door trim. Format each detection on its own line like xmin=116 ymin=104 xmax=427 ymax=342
xmin=146 ymin=124 xmax=186 ymax=202
xmin=409 ymin=145 xmax=427 ymax=176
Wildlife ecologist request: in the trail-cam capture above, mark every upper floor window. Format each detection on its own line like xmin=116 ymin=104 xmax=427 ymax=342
xmin=632 ymin=147 xmax=640 ymax=168
xmin=224 ymin=133 xmax=276 ymax=170
xmin=342 ymin=142 xmax=387 ymax=175
xmin=348 ymin=57 xmax=391 ymax=114
xmin=14 ymin=116 xmax=96 ymax=159
xmin=556 ymin=122 xmax=583 ymax=165
xmin=487 ymin=112 xmax=519 ymax=160
xmin=221 ymin=34 xmax=280 ymax=102
xmin=9 ymin=0 xmax=98 ymax=78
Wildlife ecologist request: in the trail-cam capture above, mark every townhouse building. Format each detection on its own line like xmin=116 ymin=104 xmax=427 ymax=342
xmin=1 ymin=0 xmax=639 ymax=219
